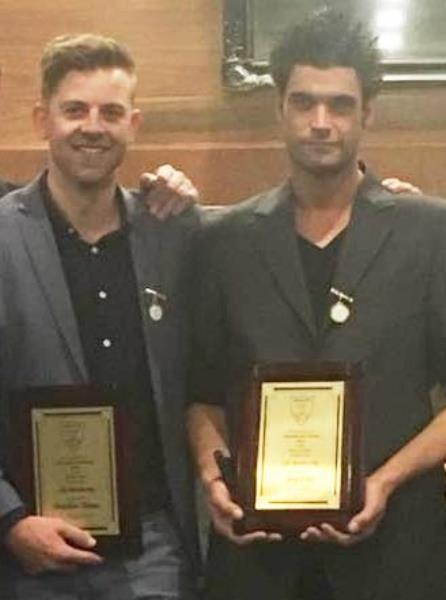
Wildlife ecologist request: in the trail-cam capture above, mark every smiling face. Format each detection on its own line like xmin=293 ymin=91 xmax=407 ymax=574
xmin=34 ymin=67 xmax=141 ymax=189
xmin=278 ymin=65 xmax=373 ymax=177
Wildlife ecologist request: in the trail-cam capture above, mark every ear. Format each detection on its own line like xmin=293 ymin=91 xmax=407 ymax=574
xmin=128 ymin=108 xmax=142 ymax=141
xmin=362 ymin=99 xmax=375 ymax=129
xmin=33 ymin=101 xmax=50 ymax=140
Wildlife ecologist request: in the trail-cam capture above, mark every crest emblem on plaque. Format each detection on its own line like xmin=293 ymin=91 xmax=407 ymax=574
xmin=290 ymin=396 xmax=314 ymax=425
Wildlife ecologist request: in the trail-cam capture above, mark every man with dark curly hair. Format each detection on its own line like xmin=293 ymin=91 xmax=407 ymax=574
xmin=188 ymin=8 xmax=446 ymax=600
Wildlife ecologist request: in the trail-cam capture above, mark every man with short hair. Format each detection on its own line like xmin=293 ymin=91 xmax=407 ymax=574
xmin=188 ymin=8 xmax=446 ymax=600
xmin=0 ymin=63 xmax=198 ymax=214
xmin=0 ymin=33 xmax=200 ymax=600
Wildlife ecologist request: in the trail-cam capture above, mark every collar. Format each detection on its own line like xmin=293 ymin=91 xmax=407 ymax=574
xmin=253 ymin=164 xmax=395 ymax=219
xmin=39 ymin=172 xmax=129 ymax=240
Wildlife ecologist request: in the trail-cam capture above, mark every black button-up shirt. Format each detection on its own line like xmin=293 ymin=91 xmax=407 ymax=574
xmin=43 ymin=179 xmax=170 ymax=512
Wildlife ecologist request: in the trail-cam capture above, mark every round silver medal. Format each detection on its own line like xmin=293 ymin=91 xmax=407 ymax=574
xmin=330 ymin=300 xmax=350 ymax=324
xmin=149 ymin=302 xmax=163 ymax=322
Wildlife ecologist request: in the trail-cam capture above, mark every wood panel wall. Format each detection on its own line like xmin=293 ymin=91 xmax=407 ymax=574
xmin=0 ymin=0 xmax=445 ymax=204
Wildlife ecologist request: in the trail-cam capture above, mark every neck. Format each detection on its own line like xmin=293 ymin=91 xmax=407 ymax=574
xmin=291 ymin=162 xmax=363 ymax=247
xmin=47 ymin=168 xmax=121 ymax=244
xmin=291 ymin=161 xmax=362 ymax=210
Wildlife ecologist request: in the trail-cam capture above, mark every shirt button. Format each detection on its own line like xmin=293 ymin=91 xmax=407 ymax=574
xmin=90 ymin=245 xmax=99 ymax=255
xmin=98 ymin=290 xmax=107 ymax=300
xmin=102 ymin=338 xmax=112 ymax=348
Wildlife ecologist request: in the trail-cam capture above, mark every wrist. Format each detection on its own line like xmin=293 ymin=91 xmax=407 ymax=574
xmin=369 ymin=466 xmax=399 ymax=499
xmin=200 ymin=449 xmax=231 ymax=488
xmin=0 ymin=507 xmax=28 ymax=544
xmin=201 ymin=469 xmax=224 ymax=490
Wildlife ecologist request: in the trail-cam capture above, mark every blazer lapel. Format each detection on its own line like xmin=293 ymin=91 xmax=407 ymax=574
xmin=14 ymin=179 xmax=87 ymax=380
xmin=124 ymin=189 xmax=166 ymax=411
xmin=252 ymin=183 xmax=317 ymax=337
xmin=322 ymin=177 xmax=397 ymax=332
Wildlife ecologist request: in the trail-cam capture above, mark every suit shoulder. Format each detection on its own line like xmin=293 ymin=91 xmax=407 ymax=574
xmin=364 ymin=177 xmax=446 ymax=222
xmin=392 ymin=192 xmax=446 ymax=223
xmin=0 ymin=178 xmax=21 ymax=199
xmin=0 ymin=185 xmax=31 ymax=219
xmin=198 ymin=185 xmax=285 ymax=232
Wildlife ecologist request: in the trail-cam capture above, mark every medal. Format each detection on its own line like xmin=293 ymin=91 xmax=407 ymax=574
xmin=330 ymin=300 xmax=350 ymax=324
xmin=144 ymin=287 xmax=167 ymax=322
xmin=329 ymin=287 xmax=353 ymax=325
xmin=149 ymin=299 xmax=163 ymax=322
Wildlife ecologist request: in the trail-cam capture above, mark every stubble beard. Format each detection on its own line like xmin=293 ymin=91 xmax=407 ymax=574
xmin=288 ymin=142 xmax=358 ymax=179
xmin=50 ymin=140 xmax=124 ymax=191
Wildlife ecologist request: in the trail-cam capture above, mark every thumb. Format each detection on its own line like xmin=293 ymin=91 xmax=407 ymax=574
xmin=347 ymin=516 xmax=363 ymax=534
xmin=139 ymin=172 xmax=157 ymax=192
xmin=348 ymin=502 xmax=377 ymax=534
xmin=58 ymin=522 xmax=97 ymax=549
xmin=210 ymin=479 xmax=244 ymax=520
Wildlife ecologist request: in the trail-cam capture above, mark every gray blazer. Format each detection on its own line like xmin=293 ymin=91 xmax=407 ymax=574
xmin=193 ymin=175 xmax=446 ymax=599
xmin=0 ymin=176 xmax=200 ymax=570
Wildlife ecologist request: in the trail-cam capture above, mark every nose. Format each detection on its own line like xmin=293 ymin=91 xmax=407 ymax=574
xmin=80 ymin=107 xmax=105 ymax=133
xmin=310 ymin=103 xmax=331 ymax=133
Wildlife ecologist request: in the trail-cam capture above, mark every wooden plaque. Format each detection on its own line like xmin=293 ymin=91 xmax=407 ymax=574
xmin=9 ymin=385 xmax=141 ymax=554
xmin=234 ymin=362 xmax=364 ymax=534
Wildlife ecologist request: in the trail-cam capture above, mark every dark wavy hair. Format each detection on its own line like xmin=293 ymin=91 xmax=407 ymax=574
xmin=270 ymin=7 xmax=382 ymax=101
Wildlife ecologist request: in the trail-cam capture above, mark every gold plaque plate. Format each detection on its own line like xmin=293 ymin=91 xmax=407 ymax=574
xmin=32 ymin=406 xmax=119 ymax=535
xmin=256 ymin=381 xmax=344 ymax=510
xmin=10 ymin=385 xmax=141 ymax=553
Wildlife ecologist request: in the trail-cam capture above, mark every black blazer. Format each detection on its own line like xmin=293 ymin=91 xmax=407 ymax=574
xmin=192 ymin=175 xmax=446 ymax=599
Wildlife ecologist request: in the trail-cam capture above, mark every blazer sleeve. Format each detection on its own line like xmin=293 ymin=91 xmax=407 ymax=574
xmin=427 ymin=207 xmax=446 ymax=385
xmin=189 ymin=215 xmax=229 ymax=407
xmin=0 ymin=471 xmax=25 ymax=522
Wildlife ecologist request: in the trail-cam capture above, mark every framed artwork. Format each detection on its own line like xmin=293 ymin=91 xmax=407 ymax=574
xmin=223 ymin=0 xmax=446 ymax=91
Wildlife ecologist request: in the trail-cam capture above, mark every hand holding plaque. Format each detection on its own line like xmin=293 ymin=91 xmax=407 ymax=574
xmin=233 ymin=363 xmax=364 ymax=535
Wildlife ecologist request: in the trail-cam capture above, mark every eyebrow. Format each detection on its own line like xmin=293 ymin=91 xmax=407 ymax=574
xmin=288 ymin=91 xmax=357 ymax=102
xmin=58 ymin=100 xmax=126 ymax=109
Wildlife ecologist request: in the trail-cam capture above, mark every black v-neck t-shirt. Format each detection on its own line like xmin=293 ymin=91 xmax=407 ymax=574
xmin=297 ymin=231 xmax=346 ymax=331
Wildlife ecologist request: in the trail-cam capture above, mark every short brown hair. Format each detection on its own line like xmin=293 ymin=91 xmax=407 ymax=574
xmin=40 ymin=33 xmax=135 ymax=99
